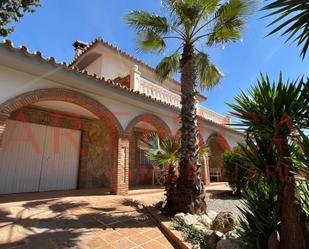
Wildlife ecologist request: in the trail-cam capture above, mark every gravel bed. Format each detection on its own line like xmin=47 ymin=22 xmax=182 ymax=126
xmin=206 ymin=194 xmax=244 ymax=218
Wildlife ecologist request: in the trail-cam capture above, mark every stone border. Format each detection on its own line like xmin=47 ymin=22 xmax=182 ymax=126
xmin=142 ymin=189 xmax=233 ymax=249
xmin=144 ymin=205 xmax=195 ymax=249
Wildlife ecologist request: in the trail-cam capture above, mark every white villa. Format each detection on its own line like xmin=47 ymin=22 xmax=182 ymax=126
xmin=0 ymin=38 xmax=243 ymax=195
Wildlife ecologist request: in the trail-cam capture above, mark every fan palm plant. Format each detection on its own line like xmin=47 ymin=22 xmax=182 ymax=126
xmin=125 ymin=0 xmax=252 ymax=214
xmin=140 ymin=133 xmax=180 ymax=198
xmin=229 ymin=74 xmax=309 ymax=249
xmin=140 ymin=133 xmax=209 ymax=178
xmin=140 ymin=133 xmax=180 ymax=168
xmin=263 ymin=0 xmax=309 ymax=59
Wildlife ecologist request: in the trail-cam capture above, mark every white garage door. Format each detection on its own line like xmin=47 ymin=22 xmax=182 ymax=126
xmin=0 ymin=120 xmax=81 ymax=194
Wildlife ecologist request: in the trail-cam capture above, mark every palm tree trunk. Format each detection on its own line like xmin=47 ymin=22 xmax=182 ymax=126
xmin=279 ymin=177 xmax=309 ymax=249
xmin=166 ymin=43 xmax=207 ymax=215
xmin=277 ymin=143 xmax=309 ymax=249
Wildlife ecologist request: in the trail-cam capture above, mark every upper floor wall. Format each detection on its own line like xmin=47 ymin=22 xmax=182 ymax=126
xmin=71 ymin=39 xmax=229 ymax=125
xmin=72 ymin=39 xmax=183 ymax=96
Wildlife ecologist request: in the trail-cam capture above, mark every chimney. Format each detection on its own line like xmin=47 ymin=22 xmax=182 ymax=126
xmin=73 ymin=40 xmax=88 ymax=58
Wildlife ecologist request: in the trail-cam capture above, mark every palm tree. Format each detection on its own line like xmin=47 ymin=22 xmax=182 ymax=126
xmin=125 ymin=0 xmax=252 ymax=214
xmin=263 ymin=0 xmax=309 ymax=59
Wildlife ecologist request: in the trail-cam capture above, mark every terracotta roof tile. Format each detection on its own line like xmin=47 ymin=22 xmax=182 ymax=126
xmin=0 ymin=39 xmax=242 ymax=136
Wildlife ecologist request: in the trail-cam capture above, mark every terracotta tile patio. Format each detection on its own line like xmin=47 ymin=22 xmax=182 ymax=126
xmin=0 ymin=190 xmax=176 ymax=249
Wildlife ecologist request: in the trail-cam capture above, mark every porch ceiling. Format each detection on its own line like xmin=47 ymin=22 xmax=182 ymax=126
xmin=32 ymin=101 xmax=98 ymax=119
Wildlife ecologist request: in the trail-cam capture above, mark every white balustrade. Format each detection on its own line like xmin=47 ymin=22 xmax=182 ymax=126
xmin=139 ymin=76 xmax=182 ymax=108
xmin=198 ymin=105 xmax=230 ymax=125
xmin=134 ymin=72 xmax=229 ymax=125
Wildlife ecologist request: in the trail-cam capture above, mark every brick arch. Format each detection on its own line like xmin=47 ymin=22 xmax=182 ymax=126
xmin=206 ymin=133 xmax=230 ymax=182
xmin=125 ymin=113 xmax=172 ymax=137
xmin=206 ymin=133 xmax=230 ymax=151
xmin=0 ymin=88 xmax=124 ymax=142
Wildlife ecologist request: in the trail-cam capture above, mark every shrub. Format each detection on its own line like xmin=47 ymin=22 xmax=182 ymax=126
xmin=172 ymin=219 xmax=206 ymax=249
xmin=229 ymin=74 xmax=309 ymax=247
xmin=223 ymin=146 xmax=250 ymax=195
xmin=238 ymin=179 xmax=280 ymax=249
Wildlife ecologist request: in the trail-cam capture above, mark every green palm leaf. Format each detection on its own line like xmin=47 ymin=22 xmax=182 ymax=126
xmin=263 ymin=0 xmax=309 ymax=59
xmin=195 ymin=52 xmax=223 ymax=89
xmin=155 ymin=53 xmax=181 ymax=80
xmin=137 ymin=30 xmax=166 ymax=52
xmin=207 ymin=0 xmax=252 ymax=46
xmin=125 ymin=10 xmax=169 ymax=34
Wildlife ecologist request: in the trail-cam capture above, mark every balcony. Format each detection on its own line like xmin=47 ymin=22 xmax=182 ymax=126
xmin=130 ymin=68 xmax=230 ymax=125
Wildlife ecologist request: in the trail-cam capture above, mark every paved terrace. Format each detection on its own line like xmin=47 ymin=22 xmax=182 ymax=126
xmin=0 ymin=184 xmax=229 ymax=249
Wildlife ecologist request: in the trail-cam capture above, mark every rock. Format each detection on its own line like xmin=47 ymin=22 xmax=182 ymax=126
xmin=216 ymin=239 xmax=245 ymax=249
xmin=211 ymin=212 xmax=238 ymax=234
xmin=208 ymin=210 xmax=219 ymax=220
xmin=200 ymin=214 xmax=212 ymax=228
xmin=204 ymin=230 xmax=224 ymax=249
xmin=183 ymin=213 xmax=199 ymax=226
xmin=174 ymin=213 xmax=185 ymax=223
xmin=268 ymin=231 xmax=280 ymax=249
xmin=225 ymin=231 xmax=240 ymax=239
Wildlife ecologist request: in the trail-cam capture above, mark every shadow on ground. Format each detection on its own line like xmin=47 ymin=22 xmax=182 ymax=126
xmin=0 ymin=198 xmax=157 ymax=248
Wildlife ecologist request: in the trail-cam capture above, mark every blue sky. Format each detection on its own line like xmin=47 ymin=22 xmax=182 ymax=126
xmin=7 ymin=0 xmax=309 ymax=117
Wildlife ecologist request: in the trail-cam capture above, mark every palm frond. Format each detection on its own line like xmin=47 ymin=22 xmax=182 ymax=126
xmin=162 ymin=0 xmax=220 ymax=39
xmin=141 ymin=133 xmax=180 ymax=167
xmin=195 ymin=52 xmax=223 ymax=89
xmin=263 ymin=0 xmax=309 ymax=59
xmin=140 ymin=132 xmax=161 ymax=151
xmin=207 ymin=0 xmax=252 ymax=46
xmin=155 ymin=53 xmax=181 ymax=80
xmin=124 ymin=10 xmax=170 ymax=53
xmin=228 ymin=73 xmax=307 ymax=136
xmin=137 ymin=30 xmax=166 ymax=52
xmin=199 ymin=0 xmax=220 ymax=14
xmin=124 ymin=10 xmax=169 ymax=34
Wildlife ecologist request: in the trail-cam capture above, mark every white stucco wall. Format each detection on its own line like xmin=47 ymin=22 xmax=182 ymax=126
xmin=0 ymin=61 xmax=242 ymax=147
xmin=85 ymin=47 xmax=132 ymax=81
xmin=83 ymin=45 xmax=181 ymax=95
xmin=0 ymin=65 xmax=64 ymax=103
xmin=85 ymin=57 xmax=102 ymax=77
xmin=0 ymin=65 xmax=178 ymax=134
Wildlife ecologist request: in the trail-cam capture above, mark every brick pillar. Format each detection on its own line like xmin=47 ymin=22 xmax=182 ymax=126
xmin=0 ymin=113 xmax=9 ymax=148
xmin=202 ymin=155 xmax=211 ymax=186
xmin=111 ymin=136 xmax=129 ymax=195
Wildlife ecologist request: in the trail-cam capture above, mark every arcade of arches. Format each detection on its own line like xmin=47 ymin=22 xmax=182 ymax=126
xmin=0 ymin=88 xmax=231 ymax=196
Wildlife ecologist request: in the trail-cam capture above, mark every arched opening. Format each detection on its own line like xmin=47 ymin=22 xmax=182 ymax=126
xmin=0 ymin=88 xmax=123 ymax=194
xmin=207 ymin=133 xmax=230 ymax=182
xmin=125 ymin=113 xmax=172 ymax=188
